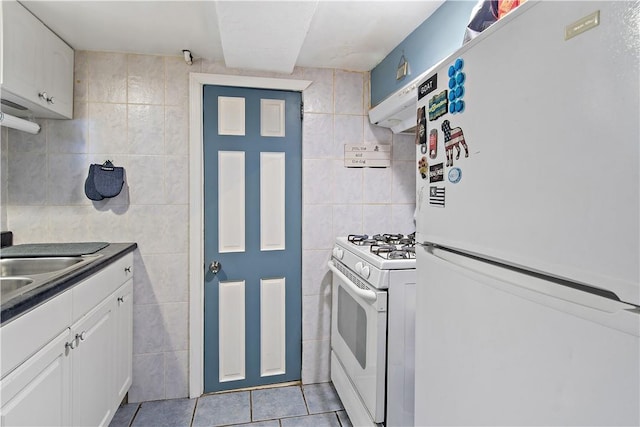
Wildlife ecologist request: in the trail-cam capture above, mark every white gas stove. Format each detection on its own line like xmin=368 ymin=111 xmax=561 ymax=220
xmin=329 ymin=233 xmax=416 ymax=427
xmin=332 ymin=233 xmax=416 ymax=290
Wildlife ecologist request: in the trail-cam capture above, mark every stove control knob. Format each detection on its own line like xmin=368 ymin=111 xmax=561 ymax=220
xmin=333 ymin=247 xmax=344 ymax=260
xmin=355 ymin=262 xmax=363 ymax=274
xmin=360 ymin=265 xmax=370 ymax=279
xmin=354 ymin=262 xmax=370 ymax=279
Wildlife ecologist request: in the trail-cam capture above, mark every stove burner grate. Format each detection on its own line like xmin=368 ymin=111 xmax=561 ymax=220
xmin=370 ymin=244 xmax=416 ymax=260
xmin=370 ymin=244 xmax=397 ymax=254
xmin=347 ymin=234 xmax=369 ymax=243
xmin=388 ymin=250 xmax=413 ymax=259
xmin=348 ymin=232 xmax=417 ymax=259
xmin=348 ymin=234 xmax=385 ymax=246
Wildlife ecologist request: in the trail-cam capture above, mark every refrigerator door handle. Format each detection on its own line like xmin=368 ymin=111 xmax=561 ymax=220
xmin=424 ymin=245 xmax=638 ymax=315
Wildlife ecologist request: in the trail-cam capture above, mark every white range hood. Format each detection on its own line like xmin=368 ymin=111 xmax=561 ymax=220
xmin=368 ymin=69 xmax=431 ymax=134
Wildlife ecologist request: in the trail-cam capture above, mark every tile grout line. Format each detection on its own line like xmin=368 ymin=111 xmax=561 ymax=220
xmin=127 ymin=403 xmax=142 ymax=427
xmin=249 ymin=389 xmax=254 ymax=423
xmin=299 ymin=385 xmax=310 ymax=415
xmin=189 ymin=396 xmax=200 ymax=427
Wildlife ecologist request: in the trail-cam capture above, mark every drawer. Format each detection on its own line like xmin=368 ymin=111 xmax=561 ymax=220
xmin=72 ymin=254 xmax=133 ymax=323
xmin=1 ymin=290 xmax=72 ymax=379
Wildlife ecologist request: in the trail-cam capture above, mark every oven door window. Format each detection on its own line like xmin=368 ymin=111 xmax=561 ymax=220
xmin=337 ymin=286 xmax=367 ymax=369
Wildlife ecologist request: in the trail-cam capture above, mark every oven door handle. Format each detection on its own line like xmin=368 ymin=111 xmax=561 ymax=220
xmin=328 ymin=261 xmax=377 ymax=303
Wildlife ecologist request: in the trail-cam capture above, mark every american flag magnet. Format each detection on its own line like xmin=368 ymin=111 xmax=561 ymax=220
xmin=429 ymin=186 xmax=445 ymax=207
xmin=441 ymin=120 xmax=469 ymax=167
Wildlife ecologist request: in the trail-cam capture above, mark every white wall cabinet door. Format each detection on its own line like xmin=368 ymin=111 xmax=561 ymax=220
xmin=1 ymin=1 xmax=42 ymax=101
xmin=44 ymin=31 xmax=74 ymax=118
xmin=1 ymin=1 xmax=73 ymax=118
xmin=0 ymin=329 xmax=72 ymax=427
xmin=71 ymin=298 xmax=116 ymax=427
xmin=114 ymin=279 xmax=133 ymax=405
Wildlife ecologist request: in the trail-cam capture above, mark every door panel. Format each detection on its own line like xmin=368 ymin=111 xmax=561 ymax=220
xmin=217 ymin=151 xmax=246 ymax=253
xmin=260 ymin=277 xmax=286 ymax=377
xmin=203 ymin=85 xmax=302 ymax=392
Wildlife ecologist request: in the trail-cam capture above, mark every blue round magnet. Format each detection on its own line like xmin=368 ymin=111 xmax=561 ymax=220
xmin=456 ymin=100 xmax=465 ymax=113
xmin=456 ymin=72 xmax=466 ymax=84
xmin=449 ymin=103 xmax=456 ymax=114
xmin=448 ymin=167 xmax=462 ymax=183
xmin=448 ymin=65 xmax=456 ymax=77
xmin=449 ymin=91 xmax=456 ymax=102
xmin=455 ymin=58 xmax=464 ymax=71
xmin=449 ymin=78 xmax=456 ymax=89
xmin=455 ymin=86 xmax=464 ymax=98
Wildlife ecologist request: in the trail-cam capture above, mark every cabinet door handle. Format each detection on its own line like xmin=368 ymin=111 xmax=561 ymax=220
xmin=46 ymin=96 xmax=55 ymax=104
xmin=65 ymin=340 xmax=76 ymax=351
xmin=38 ymin=91 xmax=48 ymax=101
xmin=117 ymin=296 xmax=126 ymax=304
xmin=124 ymin=266 xmax=132 ymax=273
xmin=76 ymin=331 xmax=87 ymax=342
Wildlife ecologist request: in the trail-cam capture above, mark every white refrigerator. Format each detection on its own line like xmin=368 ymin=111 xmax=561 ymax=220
xmin=414 ymin=1 xmax=639 ymax=425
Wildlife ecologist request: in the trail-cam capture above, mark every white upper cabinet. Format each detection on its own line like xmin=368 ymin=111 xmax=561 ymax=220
xmin=1 ymin=0 xmax=74 ymax=119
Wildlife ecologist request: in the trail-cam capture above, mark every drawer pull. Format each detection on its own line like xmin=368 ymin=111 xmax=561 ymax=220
xmin=76 ymin=331 xmax=87 ymax=342
xmin=124 ymin=266 xmax=132 ymax=273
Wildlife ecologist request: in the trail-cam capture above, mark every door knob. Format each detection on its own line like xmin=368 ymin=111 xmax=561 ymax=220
xmin=209 ymin=261 xmax=222 ymax=274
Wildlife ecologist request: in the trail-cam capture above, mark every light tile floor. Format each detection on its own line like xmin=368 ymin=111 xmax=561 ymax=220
xmin=110 ymin=383 xmax=352 ymax=427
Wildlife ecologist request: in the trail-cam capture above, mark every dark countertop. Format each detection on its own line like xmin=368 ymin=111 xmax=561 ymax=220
xmin=1 ymin=243 xmax=137 ymax=326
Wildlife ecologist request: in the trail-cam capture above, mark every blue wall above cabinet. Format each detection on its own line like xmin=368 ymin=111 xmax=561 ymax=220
xmin=370 ymin=1 xmax=477 ymax=107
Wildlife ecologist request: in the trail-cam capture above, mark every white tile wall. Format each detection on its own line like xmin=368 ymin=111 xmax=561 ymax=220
xmin=128 ymin=105 xmax=164 ymax=155
xmin=130 ymin=352 xmax=164 ymax=402
xmin=334 ymin=71 xmax=364 ymax=115
xmin=7 ymin=121 xmax=47 ymax=153
xmin=7 ymin=152 xmax=47 ymax=205
xmin=87 ymin=52 xmax=128 ymax=103
xmin=48 ymin=102 xmax=88 ymax=154
xmin=128 ymin=54 xmax=165 ymax=105
xmin=333 ymin=115 xmax=363 ymax=158
xmin=164 ymin=350 xmax=189 ymax=399
xmin=1 ymin=54 xmax=416 ymax=400
xmin=302 ymin=339 xmax=331 ymax=384
xmin=88 ymin=103 xmax=128 ymax=154
xmin=302 ymin=114 xmax=334 ymax=159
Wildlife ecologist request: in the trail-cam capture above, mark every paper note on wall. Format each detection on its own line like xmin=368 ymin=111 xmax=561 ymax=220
xmin=344 ymin=145 xmax=391 ymax=167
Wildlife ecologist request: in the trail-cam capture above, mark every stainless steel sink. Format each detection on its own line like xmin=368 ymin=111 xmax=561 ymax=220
xmin=0 ymin=255 xmax=102 ymax=304
xmin=1 ymin=277 xmax=37 ymax=302
xmin=1 ymin=257 xmax=87 ymax=277
xmin=1 ymin=277 xmax=34 ymax=293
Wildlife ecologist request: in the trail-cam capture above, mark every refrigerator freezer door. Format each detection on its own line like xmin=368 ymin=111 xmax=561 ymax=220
xmin=415 ymin=245 xmax=640 ymax=426
xmin=415 ymin=1 xmax=639 ymax=304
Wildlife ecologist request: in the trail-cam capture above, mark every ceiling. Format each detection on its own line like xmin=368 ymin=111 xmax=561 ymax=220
xmin=20 ymin=0 xmax=445 ymax=73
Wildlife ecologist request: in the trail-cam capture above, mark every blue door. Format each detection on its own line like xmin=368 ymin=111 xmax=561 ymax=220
xmin=203 ymin=85 xmax=302 ymax=392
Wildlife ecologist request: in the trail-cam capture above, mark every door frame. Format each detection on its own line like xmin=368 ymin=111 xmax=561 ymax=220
xmin=188 ymin=73 xmax=311 ymax=398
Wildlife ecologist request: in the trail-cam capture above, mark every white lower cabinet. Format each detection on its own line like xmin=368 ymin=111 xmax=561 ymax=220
xmin=71 ymin=295 xmax=116 ymax=427
xmin=0 ymin=254 xmax=134 ymax=427
xmin=0 ymin=329 xmax=72 ymax=427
